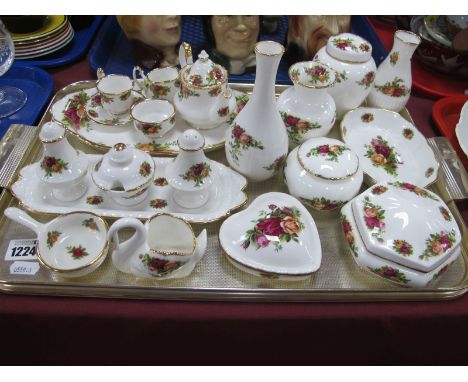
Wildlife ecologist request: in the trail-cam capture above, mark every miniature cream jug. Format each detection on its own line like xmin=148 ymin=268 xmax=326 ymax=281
xmin=174 ymin=47 xmax=233 ymax=130
xmin=108 ymin=213 xmax=207 ymax=279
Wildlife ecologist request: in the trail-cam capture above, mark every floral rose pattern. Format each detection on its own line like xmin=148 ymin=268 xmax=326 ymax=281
xmin=150 ymin=199 xmax=168 ymax=209
xmin=402 ymin=128 xmax=414 ymax=140
xmin=119 ymin=91 xmax=131 ymax=101
xmin=340 ymin=214 xmax=358 ymax=257
xmin=306 ymin=144 xmax=349 ymax=162
xmin=82 ymin=218 xmax=99 ymax=232
xmin=229 ymin=94 xmax=250 ymax=123
xmin=47 ymin=231 xmax=61 ymax=249
xmin=242 ymin=204 xmax=305 ymax=252
xmin=389 ymin=181 xmax=438 ymax=201
xmin=280 ymin=112 xmax=320 ymax=144
xmin=139 ymin=161 xmax=152 ymax=177
xmin=40 ymin=156 xmax=69 ymax=178
xmin=335 ymin=70 xmax=348 ymax=84
xmin=154 ymin=177 xmax=168 ymax=187
xmin=62 ymin=91 xmax=90 ymax=129
xmin=188 ymin=74 xmax=203 ymax=86
xmin=67 ymin=245 xmax=89 ymax=260
xmin=359 ymin=42 xmax=370 ymax=52
xmin=135 ymin=141 xmax=171 ymax=154
xmin=420 ymin=230 xmax=457 ymax=261
xmin=209 ymin=86 xmax=222 ymax=97
xmin=356 ymin=71 xmax=375 ymax=89
xmin=207 ymin=64 xmax=224 ymax=85
xmin=178 ymin=83 xmax=200 ymax=100
xmin=371 ymin=185 xmax=388 ymax=195
xmin=150 ymin=84 xmax=170 ymax=98
xmin=389 ymin=51 xmax=399 ymax=65
xmin=139 ymin=253 xmax=183 ymax=276
xmin=365 ymin=136 xmax=400 ymax=176
xmin=368 ymin=266 xmax=409 ymax=284
xmin=290 ymin=68 xmax=300 ymax=82
xmin=101 ymin=94 xmax=113 ymax=104
xmin=86 ymin=196 xmax=103 ymax=205
xmin=217 ymin=106 xmax=229 ymax=117
xmin=332 ymin=37 xmax=357 ymax=51
xmin=439 ymin=206 xmax=452 ymax=222
xmin=180 ymin=162 xmax=212 ymax=187
xmin=374 ymin=77 xmax=409 ymax=98
xmin=228 ymin=124 xmax=264 ymax=165
xmin=263 ymin=155 xmax=286 ymax=173
xmin=361 ymin=113 xmax=374 ymax=123
xmin=363 ymin=196 xmax=386 ymax=242
xmin=393 ymin=240 xmax=413 ymax=256
xmin=301 ymin=197 xmax=345 ymax=211
xmin=304 ymin=65 xmax=330 ymax=84
xmin=137 ymin=122 xmax=161 ymax=136
xmin=90 ymin=94 xmax=101 ymax=107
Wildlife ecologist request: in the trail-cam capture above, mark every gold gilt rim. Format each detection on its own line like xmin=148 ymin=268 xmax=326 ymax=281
xmin=179 ymin=64 xmax=228 ymax=91
xmin=395 ymin=29 xmax=422 ymax=46
xmin=219 ymin=242 xmax=315 ymax=278
xmin=84 ymin=92 xmax=136 ymax=127
xmin=254 ymin=40 xmax=285 ymax=56
xmin=296 ymin=142 xmax=359 ymax=180
xmin=339 ymin=107 xmax=440 ymax=188
xmin=96 ymin=74 xmax=134 ymax=96
xmin=146 ymin=213 xmax=196 ymax=256
xmin=288 ymin=61 xmax=337 ymax=89
xmin=8 ymin=169 xmax=248 ymax=225
xmin=36 ymin=211 xmax=109 ymax=273
xmin=130 ymin=99 xmax=176 ymax=125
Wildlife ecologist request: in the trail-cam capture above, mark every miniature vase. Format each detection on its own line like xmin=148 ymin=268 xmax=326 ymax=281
xmin=225 ymin=40 xmax=288 ymax=182
xmin=315 ymin=33 xmax=376 ymax=118
xmin=165 ymin=129 xmax=214 ymax=209
xmin=367 ymin=30 xmax=421 ymax=112
xmin=36 ymin=121 xmax=88 ymax=202
xmin=277 ymin=61 xmax=337 ymax=147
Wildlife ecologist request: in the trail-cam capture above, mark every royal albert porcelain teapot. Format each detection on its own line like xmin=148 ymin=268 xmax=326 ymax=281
xmin=174 ymin=47 xmax=233 ymax=130
xmin=108 ymin=213 xmax=207 ymax=280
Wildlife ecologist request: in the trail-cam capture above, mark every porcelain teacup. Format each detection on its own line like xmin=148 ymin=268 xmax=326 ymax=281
xmin=133 ymin=66 xmax=179 ymax=101
xmin=131 ymin=99 xmax=176 ymax=139
xmin=96 ymin=69 xmax=135 ymax=115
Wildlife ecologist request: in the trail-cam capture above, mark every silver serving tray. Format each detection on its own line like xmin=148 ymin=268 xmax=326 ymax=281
xmin=0 ymin=81 xmax=467 ymax=302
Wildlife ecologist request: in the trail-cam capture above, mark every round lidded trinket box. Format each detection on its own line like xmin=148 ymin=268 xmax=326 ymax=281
xmin=284 ymin=137 xmax=363 ymax=211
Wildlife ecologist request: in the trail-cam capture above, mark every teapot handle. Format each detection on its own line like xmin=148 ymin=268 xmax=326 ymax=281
xmin=132 ymin=66 xmax=148 ymax=93
xmin=108 ymin=217 xmax=147 ymax=274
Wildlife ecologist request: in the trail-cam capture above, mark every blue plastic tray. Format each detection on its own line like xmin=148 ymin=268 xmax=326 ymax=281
xmin=15 ymin=16 xmax=104 ymax=69
xmin=88 ymin=16 xmax=386 ymax=85
xmin=0 ymin=65 xmax=53 ymax=138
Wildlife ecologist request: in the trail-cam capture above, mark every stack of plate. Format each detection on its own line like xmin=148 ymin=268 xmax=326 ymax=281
xmin=11 ymin=15 xmax=74 ymax=60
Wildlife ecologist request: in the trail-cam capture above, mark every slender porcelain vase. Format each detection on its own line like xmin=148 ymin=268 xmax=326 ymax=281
xmin=225 ymin=40 xmax=288 ymax=182
xmin=367 ymin=30 xmax=421 ymax=112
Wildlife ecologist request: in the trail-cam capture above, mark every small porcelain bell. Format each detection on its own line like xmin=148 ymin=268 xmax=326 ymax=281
xmin=36 ymin=121 xmax=88 ymax=202
xmin=165 ymin=129 xmax=214 ymax=209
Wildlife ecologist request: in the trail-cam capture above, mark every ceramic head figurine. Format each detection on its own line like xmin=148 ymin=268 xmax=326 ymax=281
xmin=202 ymin=16 xmax=260 ymax=75
xmin=285 ymin=16 xmax=351 ymax=63
xmin=117 ymin=15 xmax=182 ymax=70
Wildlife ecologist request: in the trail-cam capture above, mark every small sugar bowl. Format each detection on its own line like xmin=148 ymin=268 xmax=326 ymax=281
xmin=165 ymin=129 xmax=214 ymax=209
xmin=284 ymin=137 xmax=363 ymax=211
xmin=91 ymin=143 xmax=155 ymax=206
xmin=36 ymin=121 xmax=88 ymax=202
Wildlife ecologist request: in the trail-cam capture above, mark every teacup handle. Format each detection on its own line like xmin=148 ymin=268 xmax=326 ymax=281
xmin=4 ymin=207 xmax=42 ymax=235
xmin=97 ymin=67 xmax=106 ymax=80
xmin=132 ymin=66 xmax=148 ymax=93
xmin=108 ymin=217 xmax=147 ymax=274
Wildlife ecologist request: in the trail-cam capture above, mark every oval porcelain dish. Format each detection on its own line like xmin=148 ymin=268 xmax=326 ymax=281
xmin=341 ymin=107 xmax=438 ymax=187
xmin=219 ymin=192 xmax=322 ymax=281
xmin=284 ymin=137 xmax=363 ymax=211
xmin=340 ymin=200 xmax=461 ymax=288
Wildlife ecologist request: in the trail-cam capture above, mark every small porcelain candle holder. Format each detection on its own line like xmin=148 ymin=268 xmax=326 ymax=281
xmin=131 ymin=99 xmax=176 ymax=139
xmin=96 ymin=68 xmax=135 ymax=115
xmin=165 ymin=129 xmax=214 ymax=209
xmin=36 ymin=121 xmax=88 ymax=202
xmin=4 ymin=207 xmax=109 ymax=278
xmin=133 ymin=65 xmax=179 ymax=101
xmin=91 ymin=143 xmax=155 ymax=206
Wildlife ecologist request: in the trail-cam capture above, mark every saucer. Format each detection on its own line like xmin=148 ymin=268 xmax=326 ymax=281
xmin=85 ymin=91 xmax=143 ymax=126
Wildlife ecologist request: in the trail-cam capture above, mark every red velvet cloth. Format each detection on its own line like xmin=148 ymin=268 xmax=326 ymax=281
xmin=2 ymin=24 xmax=468 ymax=366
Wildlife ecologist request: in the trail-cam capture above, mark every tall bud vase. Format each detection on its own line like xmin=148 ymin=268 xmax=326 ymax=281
xmin=226 ymin=41 xmax=288 ymax=182
xmin=367 ymin=30 xmax=421 ymax=112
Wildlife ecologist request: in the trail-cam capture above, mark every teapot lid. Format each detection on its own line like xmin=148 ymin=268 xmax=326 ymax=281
xmin=297 ymin=137 xmax=359 ymax=180
xmin=326 ymin=33 xmax=373 ymax=63
xmin=92 ymin=143 xmax=154 ymax=192
xmin=182 ymin=50 xmax=227 ymax=89
xmin=289 ymin=61 xmax=336 ymax=89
